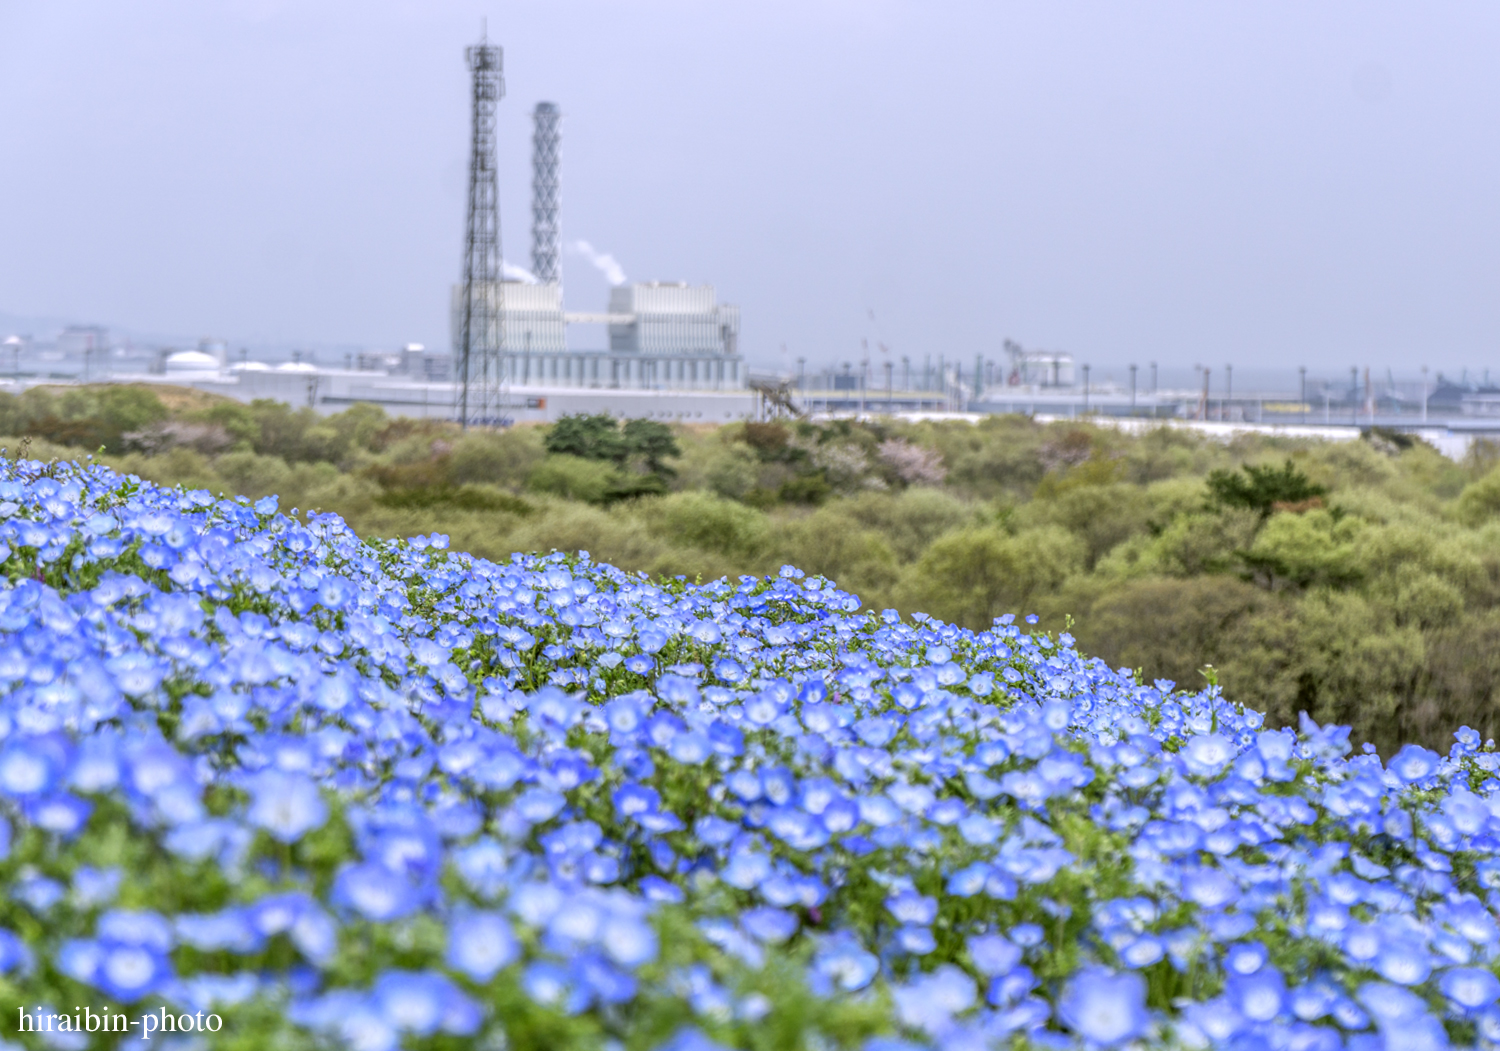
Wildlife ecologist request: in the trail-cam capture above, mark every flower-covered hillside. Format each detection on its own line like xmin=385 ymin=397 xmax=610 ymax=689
xmin=0 ymin=455 xmax=1495 ymax=1051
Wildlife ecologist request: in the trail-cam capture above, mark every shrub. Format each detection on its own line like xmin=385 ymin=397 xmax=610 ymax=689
xmin=449 ymin=427 xmax=547 ymax=490
xmin=772 ymin=507 xmax=901 ymax=608
xmin=1457 ymin=464 xmax=1500 ymax=527
xmin=703 ymin=445 xmax=759 ymax=501
xmin=527 ymin=454 xmax=620 ymax=505
xmin=1240 ymin=508 xmax=1364 ymax=589
xmin=1072 ymin=575 xmax=1269 ymax=690
xmin=1016 ymin=483 xmax=1151 ymax=569
xmin=642 ymin=491 xmax=769 ymax=558
xmin=839 ymin=489 xmax=974 ymax=564
xmin=898 ymin=524 xmax=1084 ymax=629
xmin=876 ymin=437 xmax=947 ymax=486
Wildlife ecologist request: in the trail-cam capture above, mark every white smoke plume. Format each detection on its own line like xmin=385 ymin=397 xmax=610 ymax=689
xmin=569 ymin=240 xmax=627 ymax=286
xmin=501 ymin=260 xmax=538 ymax=284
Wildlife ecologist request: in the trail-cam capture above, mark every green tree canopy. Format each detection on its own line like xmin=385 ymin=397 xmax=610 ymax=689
xmin=544 ymin=413 xmax=628 ymax=463
xmin=1206 ymin=459 xmax=1327 ymax=517
xmin=543 ymin=414 xmax=681 ymax=479
xmin=622 ymin=418 xmax=680 ymax=476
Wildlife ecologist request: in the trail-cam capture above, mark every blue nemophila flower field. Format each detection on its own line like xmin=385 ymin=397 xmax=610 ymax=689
xmin=0 ymin=456 xmax=1497 ymax=1051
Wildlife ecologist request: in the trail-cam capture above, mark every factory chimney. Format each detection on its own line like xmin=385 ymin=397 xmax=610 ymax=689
xmin=531 ymin=102 xmax=561 ymax=284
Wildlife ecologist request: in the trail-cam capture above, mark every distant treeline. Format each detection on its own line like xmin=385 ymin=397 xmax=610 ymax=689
xmin=8 ymin=382 xmax=1500 ymax=755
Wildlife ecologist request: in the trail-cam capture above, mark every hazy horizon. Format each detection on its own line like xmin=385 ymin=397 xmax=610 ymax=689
xmin=4 ymin=1 xmax=1500 ymax=377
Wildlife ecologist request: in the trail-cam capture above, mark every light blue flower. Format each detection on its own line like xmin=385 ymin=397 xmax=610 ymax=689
xmin=1440 ymin=966 xmax=1500 ymax=1010
xmin=969 ymin=934 xmax=1022 ymax=976
xmin=886 ymin=889 xmax=938 ymax=925
xmin=601 ymin=915 xmax=658 ymax=968
xmin=812 ymin=934 xmax=878 ymax=992
xmin=96 ymin=941 xmax=172 ymax=1002
xmin=741 ymin=907 xmax=799 ymax=944
xmin=332 ymin=863 xmax=417 ymax=922
xmin=1058 ymin=968 xmax=1150 ymax=1046
xmin=1388 ymin=744 xmax=1442 ymax=784
xmin=247 ymin=771 xmax=328 ymax=843
xmin=893 ymin=965 xmax=975 ymax=1032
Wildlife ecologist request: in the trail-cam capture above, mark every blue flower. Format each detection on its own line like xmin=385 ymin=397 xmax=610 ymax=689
xmin=886 ymin=889 xmax=938 ymax=925
xmin=372 ymin=970 xmax=475 ymax=1036
xmin=1226 ymin=968 xmax=1285 ymax=1023
xmin=96 ymin=941 xmax=172 ymax=1002
xmin=0 ymin=745 xmax=54 ymax=797
xmin=1058 ymin=968 xmax=1150 ymax=1046
xmin=1440 ymin=967 xmax=1500 ymax=1010
xmin=247 ymin=771 xmax=328 ymax=843
xmin=1224 ymin=941 xmax=1269 ymax=975
xmin=1119 ymin=936 xmax=1164 ymax=969
xmin=1180 ymin=867 xmax=1240 ymax=909
xmin=969 ymin=934 xmax=1022 ymax=976
xmin=0 ymin=929 xmax=32 ymax=974
xmin=176 ymin=909 xmax=263 ymax=953
xmin=1358 ymin=982 xmax=1450 ymax=1051
xmin=812 ymin=934 xmax=879 ymax=992
xmin=893 ymin=965 xmax=976 ymax=1032
xmin=333 ymin=863 xmax=418 ymax=921
xmin=600 ymin=914 xmax=658 ymax=968
xmin=1388 ymin=744 xmax=1442 ymax=785
xmin=522 ymin=960 xmax=578 ymax=1010
xmin=895 ymin=925 xmax=936 ymax=954
xmin=741 ymin=907 xmax=799 ymax=944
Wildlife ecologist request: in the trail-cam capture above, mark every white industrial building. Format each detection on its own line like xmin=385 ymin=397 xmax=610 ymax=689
xmin=451 ymin=281 xmax=569 ymax=356
xmin=1004 ymin=342 xmax=1076 ymax=388
xmin=448 ymin=279 xmax=744 ymax=392
xmin=607 ymin=282 xmax=740 ymax=357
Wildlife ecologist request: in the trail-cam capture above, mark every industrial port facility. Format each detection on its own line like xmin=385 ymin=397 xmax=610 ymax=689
xmin=5 ymin=33 xmax=1500 ymax=445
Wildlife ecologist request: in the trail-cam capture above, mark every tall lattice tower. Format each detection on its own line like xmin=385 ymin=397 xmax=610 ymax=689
xmin=531 ymin=102 xmax=561 ymax=285
xmin=454 ymin=35 xmax=506 ymax=428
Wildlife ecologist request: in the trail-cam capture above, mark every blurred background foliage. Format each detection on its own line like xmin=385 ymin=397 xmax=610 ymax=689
xmin=7 ymin=383 xmax=1500 ymax=754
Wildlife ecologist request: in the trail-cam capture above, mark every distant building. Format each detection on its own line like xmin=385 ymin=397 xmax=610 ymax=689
xmin=607 ymin=282 xmax=739 ymax=357
xmin=56 ymin=325 xmax=110 ymax=358
xmin=444 ymin=279 xmax=744 ymax=390
xmin=1004 ymin=341 xmax=1075 ymax=388
xmin=400 ymin=343 xmax=451 ymax=382
xmin=449 ymin=281 xmax=568 ymax=357
xmin=160 ymin=350 xmax=221 ymax=376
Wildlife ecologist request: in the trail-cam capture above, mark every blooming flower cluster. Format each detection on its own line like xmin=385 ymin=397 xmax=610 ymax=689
xmin=0 ymin=455 xmax=1497 ymax=1051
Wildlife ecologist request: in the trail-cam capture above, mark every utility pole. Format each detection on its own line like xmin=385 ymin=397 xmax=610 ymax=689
xmin=1299 ymin=366 xmax=1306 ymax=423
xmin=1350 ymin=367 xmax=1358 ymax=425
xmin=1082 ymin=364 xmax=1090 ymax=415
xmin=1225 ymin=364 xmax=1233 ymax=422
xmin=1421 ymin=365 xmax=1429 ymax=423
xmin=455 ymin=32 xmax=506 ymax=429
xmin=1129 ymin=364 xmax=1137 ymax=412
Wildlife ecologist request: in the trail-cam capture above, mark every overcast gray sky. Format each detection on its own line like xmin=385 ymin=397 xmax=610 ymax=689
xmin=3 ymin=1 xmax=1499 ymax=379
